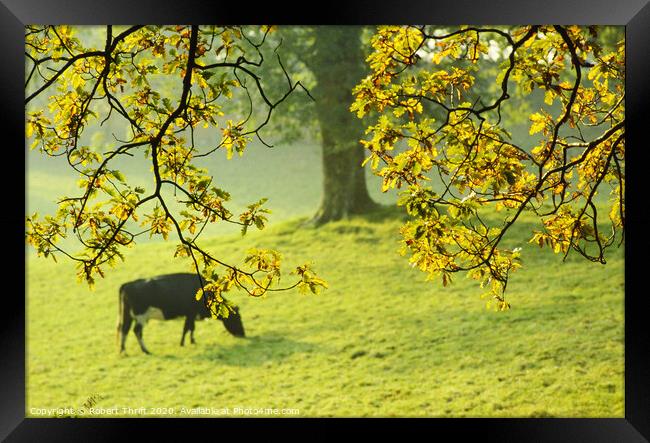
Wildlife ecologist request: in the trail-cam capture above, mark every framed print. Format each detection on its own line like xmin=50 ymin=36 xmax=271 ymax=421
xmin=7 ymin=0 xmax=650 ymax=440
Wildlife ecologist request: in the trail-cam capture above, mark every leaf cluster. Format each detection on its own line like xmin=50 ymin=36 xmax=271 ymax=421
xmin=25 ymin=25 xmax=326 ymax=305
xmin=352 ymin=25 xmax=624 ymax=308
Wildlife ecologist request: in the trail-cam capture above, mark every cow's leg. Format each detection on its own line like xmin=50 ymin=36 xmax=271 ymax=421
xmin=181 ymin=317 xmax=189 ymax=346
xmin=133 ymin=322 xmax=151 ymax=354
xmin=119 ymin=314 xmax=132 ymax=353
xmin=189 ymin=319 xmax=196 ymax=344
xmin=181 ymin=316 xmax=195 ymax=346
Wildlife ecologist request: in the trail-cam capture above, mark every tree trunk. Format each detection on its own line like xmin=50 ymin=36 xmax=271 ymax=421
xmin=309 ymin=26 xmax=378 ymax=226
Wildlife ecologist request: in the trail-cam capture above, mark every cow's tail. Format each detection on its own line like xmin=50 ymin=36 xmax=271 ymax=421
xmin=116 ymin=284 xmax=130 ymax=350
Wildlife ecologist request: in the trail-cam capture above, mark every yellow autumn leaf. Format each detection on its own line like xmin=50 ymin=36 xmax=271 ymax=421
xmin=529 ymin=113 xmax=546 ymax=135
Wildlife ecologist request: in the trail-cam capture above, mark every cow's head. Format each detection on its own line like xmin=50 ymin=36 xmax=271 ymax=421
xmin=220 ymin=306 xmax=246 ymax=338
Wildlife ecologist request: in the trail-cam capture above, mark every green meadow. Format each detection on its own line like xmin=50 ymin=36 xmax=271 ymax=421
xmin=26 ymin=141 xmax=624 ymax=418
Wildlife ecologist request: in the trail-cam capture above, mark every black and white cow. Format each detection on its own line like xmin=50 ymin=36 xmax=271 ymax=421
xmin=117 ymin=273 xmax=245 ymax=354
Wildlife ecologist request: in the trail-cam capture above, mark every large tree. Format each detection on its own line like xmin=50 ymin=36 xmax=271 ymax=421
xmin=307 ymin=26 xmax=378 ymax=224
xmin=255 ymin=26 xmax=378 ymax=225
xmin=25 ymin=25 xmax=327 ymax=317
xmin=352 ymin=25 xmax=624 ymax=309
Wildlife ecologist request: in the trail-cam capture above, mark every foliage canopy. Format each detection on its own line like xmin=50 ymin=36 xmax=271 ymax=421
xmin=25 ymin=24 xmax=625 ymax=311
xmin=352 ymin=25 xmax=624 ymax=309
xmin=25 ymin=25 xmax=327 ymax=317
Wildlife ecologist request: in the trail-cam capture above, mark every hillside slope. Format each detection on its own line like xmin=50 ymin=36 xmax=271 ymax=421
xmin=26 ymin=208 xmax=624 ymax=417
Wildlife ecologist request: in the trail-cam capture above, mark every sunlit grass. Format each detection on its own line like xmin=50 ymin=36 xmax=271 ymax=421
xmin=26 ymin=206 xmax=624 ymax=417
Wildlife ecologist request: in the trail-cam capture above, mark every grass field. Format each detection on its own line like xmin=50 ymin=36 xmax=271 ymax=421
xmin=26 ymin=203 xmax=624 ymax=417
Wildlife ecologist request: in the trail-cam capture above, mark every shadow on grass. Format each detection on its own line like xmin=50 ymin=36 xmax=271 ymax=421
xmin=355 ymin=205 xmax=407 ymax=223
xmin=290 ymin=205 xmax=406 ymax=230
xmin=191 ymin=333 xmax=319 ymax=367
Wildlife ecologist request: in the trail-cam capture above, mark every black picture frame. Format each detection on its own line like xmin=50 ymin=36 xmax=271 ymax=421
xmin=7 ymin=0 xmax=649 ymax=440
